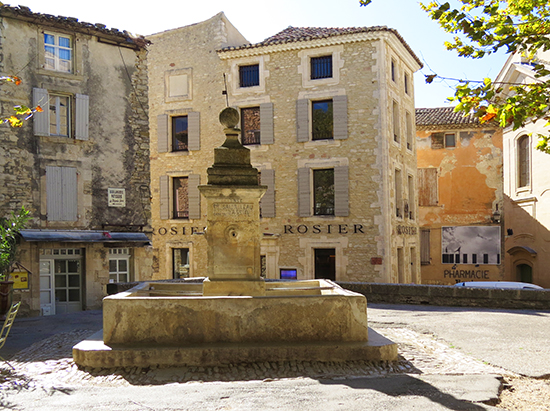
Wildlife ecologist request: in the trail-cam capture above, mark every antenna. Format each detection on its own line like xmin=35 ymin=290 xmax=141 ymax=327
xmin=222 ymin=73 xmax=229 ymax=107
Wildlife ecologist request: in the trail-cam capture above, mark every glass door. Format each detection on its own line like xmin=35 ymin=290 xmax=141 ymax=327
xmin=54 ymin=259 xmax=82 ymax=314
xmin=40 ymin=260 xmax=55 ymax=316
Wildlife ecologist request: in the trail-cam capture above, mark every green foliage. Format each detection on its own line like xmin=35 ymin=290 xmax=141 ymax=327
xmin=360 ymin=0 xmax=550 ymax=153
xmin=0 ymin=207 xmax=30 ymax=281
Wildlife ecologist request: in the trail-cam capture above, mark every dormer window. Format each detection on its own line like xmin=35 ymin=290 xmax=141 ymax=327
xmin=44 ymin=32 xmax=72 ymax=73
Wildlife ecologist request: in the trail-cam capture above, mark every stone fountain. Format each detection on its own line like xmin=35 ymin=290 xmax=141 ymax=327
xmin=73 ymin=108 xmax=396 ymax=368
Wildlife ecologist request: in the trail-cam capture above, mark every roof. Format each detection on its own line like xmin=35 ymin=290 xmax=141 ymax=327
xmin=0 ymin=5 xmax=148 ymax=49
xmin=19 ymin=230 xmax=151 ymax=245
xmin=416 ymin=107 xmax=482 ymax=128
xmin=220 ymin=25 xmax=422 ymax=67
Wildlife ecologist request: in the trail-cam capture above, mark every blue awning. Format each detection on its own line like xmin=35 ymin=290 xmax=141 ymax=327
xmin=19 ymin=230 xmax=151 ymax=245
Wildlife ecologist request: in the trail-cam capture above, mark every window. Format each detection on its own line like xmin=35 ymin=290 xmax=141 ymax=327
xmin=312 ymin=100 xmax=333 ymax=140
xmin=314 ymin=248 xmax=336 ymax=281
xmin=404 ymin=72 xmax=410 ymax=94
xmin=173 ymin=248 xmax=190 ymax=279
xmin=239 ymin=64 xmax=259 ymax=88
xmin=172 ymin=116 xmax=188 ymax=151
xmin=298 ymin=165 xmax=348 ymax=217
xmin=313 ymin=169 xmax=334 ymax=216
xmin=418 ymin=168 xmax=438 ymax=206
xmin=445 ymin=133 xmax=456 ymax=148
xmin=44 ymin=32 xmax=72 ymax=73
xmin=109 ymin=248 xmax=129 ymax=283
xmin=395 ymin=169 xmax=402 ymax=217
xmin=33 ymin=89 xmax=89 ymax=139
xmin=46 ymin=166 xmax=77 ymax=221
xmin=407 ymin=174 xmax=414 ymax=219
xmin=406 ymin=111 xmax=413 ymax=150
xmin=397 ymin=248 xmax=405 ymax=283
xmin=49 ymin=94 xmax=70 ymax=137
xmin=280 ymin=269 xmax=297 ymax=280
xmin=311 ymin=55 xmax=333 ymax=79
xmin=393 ymin=101 xmax=400 ymax=143
xmin=173 ymin=177 xmax=189 ymax=219
xmin=241 ymin=107 xmax=260 ymax=145
xmin=518 ymin=135 xmax=530 ymax=188
xmin=391 ymin=59 xmax=396 ymax=82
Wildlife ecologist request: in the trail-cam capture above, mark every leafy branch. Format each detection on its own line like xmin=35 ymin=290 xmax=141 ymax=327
xmin=0 ymin=75 xmax=43 ymax=128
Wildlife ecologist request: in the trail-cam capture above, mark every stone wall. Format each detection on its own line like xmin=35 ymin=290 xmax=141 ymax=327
xmin=339 ymin=282 xmax=550 ymax=309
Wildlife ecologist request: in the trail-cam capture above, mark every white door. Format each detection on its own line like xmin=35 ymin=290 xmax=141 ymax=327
xmin=40 ymin=260 xmax=55 ymax=316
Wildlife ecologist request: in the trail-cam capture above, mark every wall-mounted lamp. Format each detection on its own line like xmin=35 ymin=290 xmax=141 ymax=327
xmin=507 ymin=228 xmax=514 ymax=236
xmin=491 ymin=204 xmax=501 ymax=224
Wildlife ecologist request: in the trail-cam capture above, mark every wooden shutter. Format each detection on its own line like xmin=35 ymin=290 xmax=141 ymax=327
xmin=333 ymin=95 xmax=348 ymax=140
xmin=260 ymin=169 xmax=275 ymax=217
xmin=157 ymin=115 xmax=169 ymax=153
xmin=159 ymin=175 xmax=169 ymax=219
xmin=188 ymin=174 xmax=201 ymax=219
xmin=420 ymin=229 xmax=431 ymax=264
xmin=431 ymin=132 xmax=444 ymax=149
xmin=33 ymin=88 xmax=49 ymax=136
xmin=188 ymin=111 xmax=200 ymax=151
xmin=260 ymin=103 xmax=274 ymax=144
xmin=334 ymin=166 xmax=349 ymax=216
xmin=418 ymin=168 xmax=438 ymax=206
xmin=46 ymin=166 xmax=77 ymax=221
xmin=75 ymin=94 xmax=89 ymax=140
xmin=296 ymin=99 xmax=309 ymax=142
xmin=297 ymin=167 xmax=310 ymax=216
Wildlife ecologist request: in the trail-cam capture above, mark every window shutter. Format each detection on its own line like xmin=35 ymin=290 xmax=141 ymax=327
xmin=297 ymin=167 xmax=310 ymax=216
xmin=260 ymin=103 xmax=274 ymax=144
xmin=420 ymin=229 xmax=431 ymax=264
xmin=333 ymin=95 xmax=348 ymax=140
xmin=33 ymin=88 xmax=49 ymax=136
xmin=188 ymin=174 xmax=201 ymax=219
xmin=431 ymin=132 xmax=444 ymax=149
xmin=188 ymin=111 xmax=200 ymax=151
xmin=157 ymin=115 xmax=169 ymax=153
xmin=296 ymin=99 xmax=309 ymax=142
xmin=159 ymin=175 xmax=169 ymax=219
xmin=46 ymin=166 xmax=77 ymax=221
xmin=75 ymin=94 xmax=89 ymax=140
xmin=334 ymin=166 xmax=349 ymax=216
xmin=418 ymin=168 xmax=438 ymax=206
xmin=260 ymin=169 xmax=275 ymax=217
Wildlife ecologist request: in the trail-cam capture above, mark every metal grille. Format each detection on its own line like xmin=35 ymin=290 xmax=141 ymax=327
xmin=311 ymin=55 xmax=332 ymax=79
xmin=239 ymin=64 xmax=259 ymax=87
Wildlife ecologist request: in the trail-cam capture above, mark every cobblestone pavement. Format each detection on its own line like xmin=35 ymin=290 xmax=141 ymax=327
xmin=0 ymin=325 xmax=510 ymax=391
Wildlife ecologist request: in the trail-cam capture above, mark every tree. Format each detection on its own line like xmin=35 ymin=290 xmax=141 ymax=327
xmin=360 ymin=0 xmax=550 ymax=153
xmin=0 ymin=75 xmax=42 ymax=127
xmin=0 ymin=207 xmax=30 ymax=281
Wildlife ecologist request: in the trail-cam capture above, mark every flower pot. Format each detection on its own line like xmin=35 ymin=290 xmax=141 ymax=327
xmin=0 ymin=281 xmax=14 ymax=316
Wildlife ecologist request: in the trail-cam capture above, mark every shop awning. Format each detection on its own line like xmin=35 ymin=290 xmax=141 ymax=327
xmin=19 ymin=230 xmax=151 ymax=245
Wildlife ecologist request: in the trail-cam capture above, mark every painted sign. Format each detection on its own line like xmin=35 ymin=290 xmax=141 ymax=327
xmin=108 ymin=188 xmax=126 ymax=207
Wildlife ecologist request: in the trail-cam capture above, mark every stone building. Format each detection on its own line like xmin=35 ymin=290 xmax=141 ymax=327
xmin=496 ymin=50 xmax=550 ymax=288
xmin=148 ymin=13 xmax=422 ymax=283
xmin=0 ymin=5 xmax=152 ymax=316
xmin=416 ymin=107 xmax=505 ymax=284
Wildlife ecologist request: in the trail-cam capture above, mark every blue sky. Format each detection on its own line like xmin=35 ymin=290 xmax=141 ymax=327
xmin=14 ymin=0 xmax=508 ymax=108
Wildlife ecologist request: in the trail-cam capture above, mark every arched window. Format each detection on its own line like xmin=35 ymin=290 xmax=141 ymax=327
xmin=517 ymin=135 xmax=530 ymax=188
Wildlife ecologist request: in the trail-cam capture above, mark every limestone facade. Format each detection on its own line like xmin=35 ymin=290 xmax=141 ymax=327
xmin=0 ymin=6 xmax=152 ymax=316
xmin=497 ymin=50 xmax=550 ymax=288
xmin=148 ymin=14 xmax=422 ymax=283
xmin=416 ymin=108 xmax=505 ymax=284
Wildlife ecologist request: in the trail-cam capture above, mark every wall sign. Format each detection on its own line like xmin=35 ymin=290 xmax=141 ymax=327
xmin=108 ymin=188 xmax=126 ymax=207
xmin=396 ymin=225 xmax=418 ymax=235
xmin=283 ymin=224 xmax=365 ymax=235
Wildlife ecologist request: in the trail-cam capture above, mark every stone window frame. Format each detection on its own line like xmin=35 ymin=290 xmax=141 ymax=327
xmin=157 ymin=110 xmax=200 ymax=154
xmin=172 ymin=176 xmax=190 ymax=220
xmin=43 ymin=31 xmax=73 ymax=73
xmin=164 ymin=68 xmax=193 ymax=103
xmin=229 ymin=55 xmax=269 ymax=95
xmin=38 ymin=29 xmax=83 ymax=78
xmin=302 ymin=237 xmax=348 ymax=281
xmin=159 ymin=172 xmax=201 ymax=221
xmin=312 ymin=168 xmax=335 ymax=216
xmin=298 ymin=45 xmax=344 ymax=88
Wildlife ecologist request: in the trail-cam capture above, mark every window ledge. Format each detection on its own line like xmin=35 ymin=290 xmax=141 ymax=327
xmin=166 ymin=151 xmax=189 ymax=157
xmin=304 ymin=139 xmax=341 ymax=149
xmin=246 ymin=144 xmax=269 ymax=152
xmin=37 ymin=135 xmax=78 ymax=144
xmin=37 ymin=69 xmax=84 ymax=82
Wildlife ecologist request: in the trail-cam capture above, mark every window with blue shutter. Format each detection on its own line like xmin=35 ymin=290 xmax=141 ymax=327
xmin=239 ymin=64 xmax=259 ymax=88
xmin=311 ymin=55 xmax=333 ymax=80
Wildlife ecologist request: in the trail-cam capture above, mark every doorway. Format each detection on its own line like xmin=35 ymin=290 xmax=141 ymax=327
xmin=314 ymin=248 xmax=336 ymax=281
xmin=516 ymin=263 xmax=533 ymax=283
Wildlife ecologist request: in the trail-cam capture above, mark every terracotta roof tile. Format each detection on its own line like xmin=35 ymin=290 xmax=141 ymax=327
xmin=221 ymin=25 xmax=422 ymax=67
xmin=416 ymin=107 xmax=481 ymax=128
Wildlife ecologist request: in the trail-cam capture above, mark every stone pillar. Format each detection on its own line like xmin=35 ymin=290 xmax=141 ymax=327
xmin=199 ymin=108 xmax=267 ymax=296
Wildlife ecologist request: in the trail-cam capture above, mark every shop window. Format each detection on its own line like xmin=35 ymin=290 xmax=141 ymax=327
xmin=172 ymin=116 xmax=188 ymax=151
xmin=173 ymin=248 xmax=190 ymax=279
xmin=313 ymin=169 xmax=334 ymax=216
xmin=241 ymin=107 xmax=261 ymax=145
xmin=173 ymin=177 xmax=189 ymax=219
xmin=239 ymin=64 xmax=259 ymax=88
xmin=311 ymin=55 xmax=332 ymax=79
xmin=44 ymin=32 xmax=72 ymax=73
xmin=312 ymin=100 xmax=334 ymax=140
